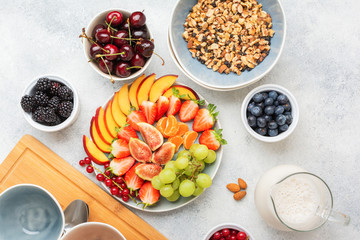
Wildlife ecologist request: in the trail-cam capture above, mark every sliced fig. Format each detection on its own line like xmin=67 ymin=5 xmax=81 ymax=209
xmin=152 ymin=142 xmax=176 ymax=165
xmin=129 ymin=138 xmax=152 ymax=163
xmin=135 ymin=163 xmax=162 ymax=181
xmin=138 ymin=122 xmax=164 ymax=151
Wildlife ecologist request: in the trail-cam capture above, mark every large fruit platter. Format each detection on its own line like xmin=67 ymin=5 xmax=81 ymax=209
xmin=82 ymin=73 xmax=226 ymax=211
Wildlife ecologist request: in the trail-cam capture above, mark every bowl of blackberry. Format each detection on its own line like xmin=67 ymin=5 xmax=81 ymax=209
xmin=241 ymin=84 xmax=299 ymax=142
xmin=20 ymin=75 xmax=79 ymax=132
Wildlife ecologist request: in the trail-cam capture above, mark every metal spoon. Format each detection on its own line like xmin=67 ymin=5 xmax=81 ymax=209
xmin=62 ymin=199 xmax=89 ymax=235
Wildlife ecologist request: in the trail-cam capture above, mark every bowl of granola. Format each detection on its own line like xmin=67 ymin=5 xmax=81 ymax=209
xmin=169 ymin=0 xmax=286 ymax=90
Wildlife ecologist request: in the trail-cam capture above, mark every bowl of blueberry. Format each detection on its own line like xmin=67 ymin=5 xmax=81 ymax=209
xmin=241 ymin=84 xmax=299 ymax=142
xmin=81 ymin=9 xmax=154 ymax=83
xmin=203 ymin=223 xmax=254 ymax=240
xmin=20 ymin=75 xmax=80 ymax=132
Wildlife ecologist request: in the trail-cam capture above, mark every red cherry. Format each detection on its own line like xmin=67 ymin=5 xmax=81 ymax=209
xmin=104 ymin=162 xmax=110 ymax=169
xmin=236 ymin=232 xmax=247 ymax=240
xmin=119 ymin=18 xmax=130 ymax=30
xmin=95 ymin=29 xmax=111 ymax=44
xmin=111 ymin=187 xmax=120 ymax=195
xmin=136 ymin=39 xmax=154 ymax=58
xmin=129 ymin=11 xmax=146 ymax=28
xmin=130 ymin=53 xmax=145 ymax=67
xmin=115 ymin=62 xmax=131 ymax=78
xmin=90 ymin=43 xmax=102 ymax=58
xmin=98 ymin=58 xmax=114 ymax=74
xmin=79 ymin=160 xmax=85 ymax=166
xmin=131 ymin=28 xmax=148 ymax=39
xmin=96 ymin=174 xmax=105 ymax=182
xmin=92 ymin=24 xmax=106 ymax=37
xmin=102 ymin=44 xmax=119 ymax=61
xmin=119 ymin=44 xmax=134 ymax=61
xmin=113 ymin=30 xmax=129 ymax=47
xmin=86 ymin=165 xmax=94 ymax=173
xmin=212 ymin=232 xmax=221 ymax=240
xmin=105 ymin=179 xmax=113 ymax=187
xmin=106 ymin=11 xmax=123 ymax=27
xmin=84 ymin=157 xmax=91 ymax=165
xmin=222 ymin=229 xmax=230 ymax=237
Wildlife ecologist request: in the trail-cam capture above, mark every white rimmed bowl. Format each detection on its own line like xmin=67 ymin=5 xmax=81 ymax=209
xmin=62 ymin=222 xmax=126 ymax=240
xmin=83 ymin=9 xmax=153 ymax=82
xmin=203 ymin=223 xmax=255 ymax=240
xmin=22 ymin=75 xmax=80 ymax=132
xmin=241 ymin=84 xmax=299 ymax=142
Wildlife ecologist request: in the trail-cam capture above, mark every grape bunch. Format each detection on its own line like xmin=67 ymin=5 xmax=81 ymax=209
xmin=151 ymin=143 xmax=216 ymax=202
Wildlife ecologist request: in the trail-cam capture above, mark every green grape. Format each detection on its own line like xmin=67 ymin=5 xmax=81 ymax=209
xmin=166 ymin=190 xmax=180 ymax=202
xmin=177 ymin=150 xmax=191 ymax=159
xmin=151 ymin=175 xmax=164 ymax=190
xmin=196 ymin=173 xmax=212 ymax=188
xmin=184 ymin=164 xmax=196 ymax=176
xmin=159 ymin=169 xmax=176 ymax=184
xmin=160 ymin=185 xmax=174 ymax=197
xmin=194 ymin=144 xmax=209 ymax=160
xmin=189 ymin=143 xmax=200 ymax=156
xmin=204 ymin=150 xmax=217 ymax=164
xmin=193 ymin=186 xmax=204 ymax=196
xmin=175 ymin=157 xmax=189 ymax=169
xmin=192 ymin=159 xmax=205 ymax=172
xmin=165 ymin=161 xmax=179 ymax=173
xmin=179 ymin=179 xmax=195 ymax=197
xmin=172 ymin=178 xmax=180 ymax=190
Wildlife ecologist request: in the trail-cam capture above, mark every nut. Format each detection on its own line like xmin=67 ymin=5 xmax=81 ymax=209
xmin=238 ymin=178 xmax=247 ymax=189
xmin=226 ymin=183 xmax=241 ymax=193
xmin=233 ymin=191 xmax=247 ymax=201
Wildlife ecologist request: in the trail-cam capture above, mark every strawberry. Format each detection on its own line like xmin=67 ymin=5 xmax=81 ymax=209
xmin=138 ymin=181 xmax=160 ymax=207
xmin=110 ymin=139 xmax=130 ymax=158
xmin=179 ymin=98 xmax=204 ymax=122
xmin=193 ymin=104 xmax=218 ymax=132
xmin=109 ymin=156 xmax=135 ymax=176
xmin=166 ymin=95 xmax=181 ymax=116
xmin=140 ymin=101 xmax=157 ymax=125
xmin=117 ymin=125 xmax=138 ymax=142
xmin=124 ymin=163 xmax=144 ymax=192
xmin=156 ymin=96 xmax=169 ymax=120
xmin=126 ymin=110 xmax=147 ymax=131
xmin=199 ymin=128 xmax=227 ymax=150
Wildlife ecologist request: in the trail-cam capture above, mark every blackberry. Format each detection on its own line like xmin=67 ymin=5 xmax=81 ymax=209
xmin=43 ymin=107 xmax=58 ymax=123
xmin=46 ymin=115 xmax=62 ymax=126
xmin=32 ymin=106 xmax=45 ymax=123
xmin=20 ymin=95 xmax=36 ymax=112
xmin=48 ymin=96 xmax=61 ymax=110
xmin=35 ymin=78 xmax=51 ymax=91
xmin=34 ymin=91 xmax=49 ymax=106
xmin=58 ymin=101 xmax=73 ymax=118
xmin=49 ymin=81 xmax=61 ymax=96
xmin=58 ymin=86 xmax=73 ymax=100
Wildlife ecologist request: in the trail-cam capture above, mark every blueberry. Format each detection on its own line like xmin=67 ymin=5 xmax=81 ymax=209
xmin=247 ymin=115 xmax=256 ymax=127
xmin=255 ymin=127 xmax=267 ymax=136
xmin=284 ymin=111 xmax=291 ymax=116
xmin=268 ymin=91 xmax=278 ymax=100
xmin=275 ymin=106 xmax=285 ymax=115
xmin=247 ymin=101 xmax=256 ymax=112
xmin=276 ymin=114 xmax=286 ymax=126
xmin=268 ymin=120 xmax=278 ymax=129
xmin=283 ymin=103 xmax=291 ymax=111
xmin=279 ymin=124 xmax=289 ymax=132
xmin=285 ymin=114 xmax=293 ymax=124
xmin=277 ymin=94 xmax=288 ymax=104
xmin=250 ymin=106 xmax=262 ymax=117
xmin=264 ymin=105 xmax=275 ymax=115
xmin=264 ymin=115 xmax=272 ymax=122
xmin=252 ymin=93 xmax=264 ymax=103
xmin=274 ymin=101 xmax=279 ymax=106
xmin=257 ymin=102 xmax=265 ymax=109
xmin=264 ymin=98 xmax=274 ymax=106
xmin=262 ymin=92 xmax=268 ymax=99
xmin=268 ymin=129 xmax=279 ymax=137
xmin=257 ymin=117 xmax=267 ymax=128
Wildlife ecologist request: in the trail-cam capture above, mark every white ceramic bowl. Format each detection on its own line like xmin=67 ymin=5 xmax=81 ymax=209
xmin=62 ymin=222 xmax=126 ymax=240
xmin=22 ymin=75 xmax=80 ymax=132
xmin=203 ymin=223 xmax=255 ymax=240
xmin=83 ymin=9 xmax=153 ymax=82
xmin=241 ymin=84 xmax=299 ymax=142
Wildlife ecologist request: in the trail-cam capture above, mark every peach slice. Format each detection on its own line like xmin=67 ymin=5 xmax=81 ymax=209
xmin=163 ymin=85 xmax=199 ymax=100
xmin=83 ymin=135 xmax=110 ymax=165
xmin=111 ymin=91 xmax=127 ymax=127
xmin=137 ymin=73 xmax=156 ymax=106
xmin=118 ymin=83 xmax=131 ymax=115
xmin=104 ymin=100 xmax=119 ymax=138
xmin=149 ymin=75 xmax=178 ymax=103
xmin=90 ymin=117 xmax=111 ymax=153
xmin=129 ymin=74 xmax=146 ymax=110
xmin=95 ymin=106 xmax=114 ymax=145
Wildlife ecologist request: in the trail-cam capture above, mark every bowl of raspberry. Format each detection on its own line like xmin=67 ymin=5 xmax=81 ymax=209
xmin=204 ymin=223 xmax=255 ymax=240
xmin=20 ymin=75 xmax=80 ymax=132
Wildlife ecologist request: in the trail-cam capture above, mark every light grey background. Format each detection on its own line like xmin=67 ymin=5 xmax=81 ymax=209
xmin=0 ymin=0 xmax=359 ymax=239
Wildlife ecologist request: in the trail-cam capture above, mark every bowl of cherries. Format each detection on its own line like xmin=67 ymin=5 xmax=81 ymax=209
xmin=81 ymin=9 xmax=154 ymax=82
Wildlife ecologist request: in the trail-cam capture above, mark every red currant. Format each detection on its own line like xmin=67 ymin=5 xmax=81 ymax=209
xmin=104 ymin=163 xmax=110 ymax=169
xmin=84 ymin=157 xmax=91 ymax=165
xmin=136 ymin=195 xmax=141 ymax=200
xmin=122 ymin=195 xmax=129 ymax=202
xmin=111 ymin=176 xmax=117 ymax=182
xmin=122 ymin=188 xmax=130 ymax=196
xmin=120 ymin=183 xmax=127 ymax=189
xmin=236 ymin=232 xmax=247 ymax=240
xmin=115 ymin=176 xmax=124 ymax=184
xmin=213 ymin=232 xmax=221 ymax=240
xmin=111 ymin=187 xmax=119 ymax=195
xmin=230 ymin=230 xmax=238 ymax=236
xmin=230 ymin=236 xmax=236 ymax=240
xmin=96 ymin=174 xmax=105 ymax=181
xmin=222 ymin=229 xmax=230 ymax=237
xmin=118 ymin=189 xmax=123 ymax=196
xmin=79 ymin=160 xmax=85 ymax=166
xmin=86 ymin=165 xmax=94 ymax=173
xmin=105 ymin=179 xmax=113 ymax=187
xmin=104 ymin=170 xmax=111 ymax=176
xmin=130 ymin=191 xmax=136 ymax=197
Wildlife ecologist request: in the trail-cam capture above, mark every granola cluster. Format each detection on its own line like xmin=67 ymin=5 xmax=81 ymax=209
xmin=183 ymin=0 xmax=275 ymax=75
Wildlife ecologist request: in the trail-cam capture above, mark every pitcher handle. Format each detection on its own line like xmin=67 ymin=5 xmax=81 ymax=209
xmin=327 ymin=210 xmax=350 ymax=225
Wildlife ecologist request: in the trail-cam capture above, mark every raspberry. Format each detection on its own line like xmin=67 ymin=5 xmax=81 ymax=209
xmin=20 ymin=95 xmax=36 ymax=112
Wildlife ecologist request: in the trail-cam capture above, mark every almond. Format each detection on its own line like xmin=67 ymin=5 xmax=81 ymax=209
xmin=226 ymin=183 xmax=240 ymax=193
xmin=233 ymin=191 xmax=247 ymax=201
xmin=238 ymin=178 xmax=247 ymax=190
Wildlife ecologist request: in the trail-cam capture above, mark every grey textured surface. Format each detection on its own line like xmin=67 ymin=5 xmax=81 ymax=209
xmin=0 ymin=0 xmax=359 ymax=239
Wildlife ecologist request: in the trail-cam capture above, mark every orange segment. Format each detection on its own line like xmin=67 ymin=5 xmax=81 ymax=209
xmin=175 ymin=122 xmax=189 ymax=137
xmin=156 ymin=117 xmax=169 ymax=138
xmin=168 ymin=136 xmax=183 ymax=152
xmin=163 ymin=115 xmax=179 ymax=137
xmin=183 ymin=131 xmax=198 ymax=149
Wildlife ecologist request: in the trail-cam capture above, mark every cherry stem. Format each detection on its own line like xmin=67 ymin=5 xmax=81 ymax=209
xmin=100 ymin=56 xmax=114 ymax=84
xmin=127 ymin=18 xmax=132 ymax=38
xmin=107 ymin=16 xmax=116 ymax=32
xmin=126 ymin=66 xmax=142 ymax=70
xmin=104 ymin=21 xmax=118 ymax=32
xmin=152 ymin=51 xmax=165 ymax=66
xmin=110 ymin=36 xmax=142 ymax=41
xmin=79 ymin=28 xmax=109 ymax=53
xmin=95 ymin=52 xmax=125 ymax=58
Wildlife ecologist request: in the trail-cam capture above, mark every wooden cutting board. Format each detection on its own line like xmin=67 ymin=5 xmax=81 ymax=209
xmin=0 ymin=135 xmax=167 ymax=240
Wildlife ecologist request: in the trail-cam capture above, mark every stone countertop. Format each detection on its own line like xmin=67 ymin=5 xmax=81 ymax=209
xmin=0 ymin=0 xmax=359 ymax=239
